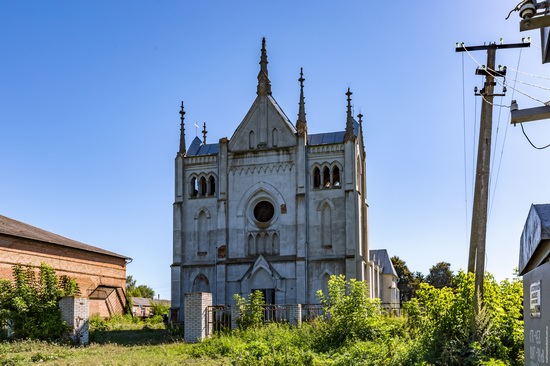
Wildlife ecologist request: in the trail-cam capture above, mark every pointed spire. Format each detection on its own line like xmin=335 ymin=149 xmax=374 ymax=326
xmin=257 ymin=37 xmax=272 ymax=96
xmin=296 ymin=67 xmax=307 ymax=137
xmin=202 ymin=122 xmax=208 ymax=144
xmin=344 ymin=88 xmax=356 ymax=142
xmin=357 ymin=112 xmax=364 ymax=136
xmin=179 ymin=101 xmax=186 ymax=154
xmin=260 ymin=37 xmax=268 ymax=75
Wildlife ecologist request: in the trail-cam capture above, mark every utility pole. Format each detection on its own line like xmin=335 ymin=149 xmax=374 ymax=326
xmin=456 ymin=41 xmax=530 ymax=310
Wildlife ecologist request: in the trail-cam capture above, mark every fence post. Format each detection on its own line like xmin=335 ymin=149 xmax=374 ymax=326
xmin=288 ymin=304 xmax=302 ymax=327
xmin=184 ymin=292 xmax=212 ymax=343
xmin=59 ymin=297 xmax=90 ymax=345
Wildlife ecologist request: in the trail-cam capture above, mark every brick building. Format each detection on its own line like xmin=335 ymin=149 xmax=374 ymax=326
xmin=0 ymin=214 xmax=130 ymax=317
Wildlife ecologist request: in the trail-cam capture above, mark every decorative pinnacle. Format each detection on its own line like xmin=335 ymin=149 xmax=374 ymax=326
xmin=179 ymin=101 xmax=186 ymax=154
xmin=202 ymin=122 xmax=208 ymax=144
xmin=257 ymin=37 xmax=272 ymax=96
xmin=297 ymin=68 xmax=306 ymax=125
xmin=357 ymin=113 xmax=363 ymax=124
xmin=344 ymin=88 xmax=356 ymax=142
xmin=260 ymin=37 xmax=268 ymax=75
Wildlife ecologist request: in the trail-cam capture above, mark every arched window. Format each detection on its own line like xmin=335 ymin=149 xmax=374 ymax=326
xmin=313 ymin=167 xmax=321 ymax=189
xmin=323 ymin=167 xmax=331 ymax=188
xmin=197 ymin=211 xmax=208 ymax=254
xmin=248 ymin=234 xmax=256 ymax=256
xmin=321 ymin=273 xmax=331 ymax=296
xmin=256 ymin=232 xmax=265 ymax=254
xmin=208 ymin=175 xmax=216 ymax=196
xmin=332 ymin=166 xmax=341 ymax=188
xmin=265 ymin=232 xmax=273 ymax=255
xmin=192 ymin=274 xmax=210 ymax=292
xmin=249 ymin=130 xmax=255 ymax=149
xmin=190 ymin=177 xmax=198 ymax=197
xmin=199 ymin=177 xmax=207 ymax=197
xmin=272 ymin=232 xmax=280 ymax=255
xmin=321 ymin=204 xmax=332 ymax=247
xmin=272 ymin=128 xmax=278 ymax=147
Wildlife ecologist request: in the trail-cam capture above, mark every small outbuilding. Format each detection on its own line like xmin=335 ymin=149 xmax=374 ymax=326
xmin=370 ymin=249 xmax=400 ymax=314
xmin=131 ymin=297 xmax=171 ymax=318
xmin=519 ymin=204 xmax=550 ymax=363
xmin=0 ymin=214 xmax=131 ymax=318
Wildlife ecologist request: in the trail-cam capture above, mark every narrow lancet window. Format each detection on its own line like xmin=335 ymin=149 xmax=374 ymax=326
xmin=323 ymin=167 xmax=331 ymax=188
xmin=332 ymin=166 xmax=340 ymax=188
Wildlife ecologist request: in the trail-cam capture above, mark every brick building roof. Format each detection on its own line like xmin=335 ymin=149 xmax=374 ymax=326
xmin=0 ymin=214 xmax=130 ymax=260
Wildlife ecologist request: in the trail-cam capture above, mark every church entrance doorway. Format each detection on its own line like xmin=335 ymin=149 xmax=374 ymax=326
xmin=251 ymin=288 xmax=275 ymax=304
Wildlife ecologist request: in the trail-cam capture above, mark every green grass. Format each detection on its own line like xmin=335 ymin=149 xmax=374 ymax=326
xmin=0 ymin=327 xmax=231 ymax=366
xmin=0 ymin=338 xmax=231 ymax=366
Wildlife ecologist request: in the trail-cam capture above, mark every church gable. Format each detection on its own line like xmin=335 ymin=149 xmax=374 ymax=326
xmin=228 ymin=95 xmax=296 ymax=152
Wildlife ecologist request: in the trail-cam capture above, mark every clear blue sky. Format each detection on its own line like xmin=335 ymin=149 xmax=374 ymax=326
xmin=2 ymin=1 xmax=550 ymax=299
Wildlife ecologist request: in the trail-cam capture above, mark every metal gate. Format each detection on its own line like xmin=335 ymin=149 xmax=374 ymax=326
xmin=206 ymin=305 xmax=231 ymax=335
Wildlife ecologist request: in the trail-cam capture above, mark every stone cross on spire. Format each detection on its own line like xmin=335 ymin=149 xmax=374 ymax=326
xmin=296 ymin=68 xmax=307 ymax=137
xmin=344 ymin=88 xmax=356 ymax=142
xmin=179 ymin=101 xmax=186 ymax=154
xmin=257 ymin=37 xmax=272 ymax=96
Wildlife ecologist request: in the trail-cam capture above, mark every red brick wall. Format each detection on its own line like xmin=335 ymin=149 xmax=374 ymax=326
xmin=0 ymin=234 xmax=127 ymax=316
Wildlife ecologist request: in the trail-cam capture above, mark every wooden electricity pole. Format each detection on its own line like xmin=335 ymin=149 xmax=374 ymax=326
xmin=456 ymin=41 xmax=529 ymax=309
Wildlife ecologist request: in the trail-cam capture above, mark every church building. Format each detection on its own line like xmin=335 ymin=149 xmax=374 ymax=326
xmin=171 ymin=39 xmax=378 ymax=321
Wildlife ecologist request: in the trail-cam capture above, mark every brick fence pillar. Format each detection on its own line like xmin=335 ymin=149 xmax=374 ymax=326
xmin=59 ymin=297 xmax=89 ymax=345
xmin=288 ymin=304 xmax=302 ymax=327
xmin=184 ymin=292 xmax=212 ymax=343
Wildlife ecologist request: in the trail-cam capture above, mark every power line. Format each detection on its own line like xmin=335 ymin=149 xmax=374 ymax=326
xmin=462 ymin=53 xmax=470 ymax=246
xmin=520 ymin=123 xmax=550 ymax=149
xmin=489 ymin=48 xmax=524 ymax=219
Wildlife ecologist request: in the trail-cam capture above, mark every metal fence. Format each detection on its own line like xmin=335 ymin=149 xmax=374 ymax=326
xmin=206 ymin=305 xmax=231 ymax=335
xmin=262 ymin=304 xmax=289 ymax=323
xmin=302 ymin=304 xmax=324 ymax=321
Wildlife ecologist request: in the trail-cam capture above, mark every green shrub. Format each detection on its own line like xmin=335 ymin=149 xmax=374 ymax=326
xmin=315 ymin=274 xmax=388 ymax=351
xmin=0 ymin=263 xmax=80 ymax=341
xmin=88 ymin=314 xmax=108 ymax=331
xmin=402 ymin=271 xmax=524 ymax=365
xmin=233 ymin=290 xmax=265 ymax=329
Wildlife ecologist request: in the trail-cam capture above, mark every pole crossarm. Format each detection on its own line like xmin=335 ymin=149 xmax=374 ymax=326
xmin=511 ymin=105 xmax=550 ymax=124
xmin=455 ymin=42 xmax=531 ymax=52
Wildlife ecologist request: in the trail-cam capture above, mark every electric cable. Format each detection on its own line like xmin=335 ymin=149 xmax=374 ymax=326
xmin=489 ymin=48 xmax=523 ymax=219
xmin=462 ymin=53 xmax=470 ymax=244
xmin=521 ymin=123 xmax=550 ymax=149
xmin=462 ymin=45 xmax=548 ymax=105
xmin=506 ymin=0 xmax=530 ymax=20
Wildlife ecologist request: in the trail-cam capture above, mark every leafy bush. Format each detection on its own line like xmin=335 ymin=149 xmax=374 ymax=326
xmin=233 ymin=290 xmax=265 ymax=329
xmin=403 ymin=271 xmax=524 ymax=365
xmin=315 ymin=274 xmax=388 ymax=350
xmin=0 ymin=263 xmax=79 ymax=341
xmin=149 ymin=299 xmax=170 ymax=317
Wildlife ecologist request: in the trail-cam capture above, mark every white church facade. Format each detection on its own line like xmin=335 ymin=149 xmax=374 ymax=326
xmin=171 ymin=39 xmax=393 ymax=321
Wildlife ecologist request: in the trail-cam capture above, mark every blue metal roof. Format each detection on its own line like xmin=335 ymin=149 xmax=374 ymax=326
xmin=187 ymin=136 xmax=219 ymax=156
xmin=186 ymin=119 xmax=359 ymax=154
xmin=307 ymin=119 xmax=359 ymax=146
xmin=308 ymin=131 xmax=345 ymax=145
xmin=370 ymin=249 xmax=398 ymax=277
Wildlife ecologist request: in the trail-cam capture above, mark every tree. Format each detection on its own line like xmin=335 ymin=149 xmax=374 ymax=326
xmin=126 ymin=275 xmax=155 ymax=298
xmin=426 ymin=261 xmax=454 ymax=289
xmin=391 ymin=256 xmax=424 ymax=303
xmin=0 ymin=263 xmax=80 ymax=340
